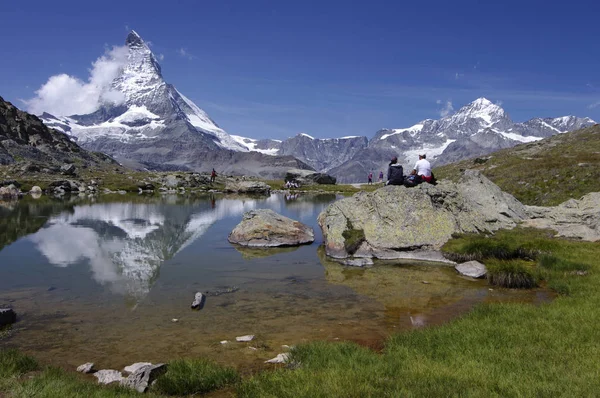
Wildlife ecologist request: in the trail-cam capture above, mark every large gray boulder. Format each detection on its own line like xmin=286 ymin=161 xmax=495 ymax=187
xmin=318 ymin=170 xmax=527 ymax=260
xmin=285 ymin=169 xmax=336 ymax=185
xmin=225 ymin=180 xmax=271 ymax=195
xmin=524 ymin=192 xmax=600 ymax=241
xmin=229 ymin=209 xmax=314 ymax=247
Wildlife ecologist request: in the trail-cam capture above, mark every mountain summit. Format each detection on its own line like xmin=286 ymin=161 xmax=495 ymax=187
xmin=40 ymin=31 xmax=310 ymax=176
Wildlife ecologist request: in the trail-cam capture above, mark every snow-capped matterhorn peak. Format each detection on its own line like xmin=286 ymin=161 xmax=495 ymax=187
xmin=42 ymin=30 xmax=248 ymax=152
xmin=111 ymin=31 xmax=165 ymax=111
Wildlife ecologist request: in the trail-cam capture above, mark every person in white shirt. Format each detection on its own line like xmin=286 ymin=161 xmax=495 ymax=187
xmin=411 ymin=153 xmax=433 ymax=183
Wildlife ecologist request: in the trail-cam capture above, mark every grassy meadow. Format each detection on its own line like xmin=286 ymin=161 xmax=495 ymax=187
xmin=434 ymin=124 xmax=600 ymax=206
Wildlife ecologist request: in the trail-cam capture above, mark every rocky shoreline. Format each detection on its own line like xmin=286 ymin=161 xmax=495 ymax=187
xmin=0 ymin=170 xmax=272 ymax=199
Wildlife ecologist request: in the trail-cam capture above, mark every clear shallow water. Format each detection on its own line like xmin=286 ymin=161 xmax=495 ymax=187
xmin=0 ymin=193 xmax=550 ymax=371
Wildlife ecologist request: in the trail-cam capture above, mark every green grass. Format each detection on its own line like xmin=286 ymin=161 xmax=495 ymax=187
xmin=341 ymin=219 xmax=366 ymax=255
xmin=238 ymin=228 xmax=600 ymax=397
xmin=0 ymin=349 xmax=38 ymax=378
xmin=153 ymin=358 xmax=239 ymax=395
xmin=434 ymin=124 xmax=600 ymax=206
xmin=263 ymin=179 xmax=380 ymax=194
xmin=486 ymin=259 xmax=538 ymax=288
xmin=0 ymin=351 xmax=238 ymax=397
xmin=6 ymin=367 xmax=148 ymax=398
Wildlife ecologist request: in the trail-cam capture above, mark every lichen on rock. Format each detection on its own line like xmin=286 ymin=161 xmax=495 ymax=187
xmin=318 ymin=170 xmax=528 ymax=260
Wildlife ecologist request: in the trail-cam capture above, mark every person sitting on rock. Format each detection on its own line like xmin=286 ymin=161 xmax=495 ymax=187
xmin=386 ymin=156 xmax=404 ymax=185
xmin=411 ymin=153 xmax=432 ymax=183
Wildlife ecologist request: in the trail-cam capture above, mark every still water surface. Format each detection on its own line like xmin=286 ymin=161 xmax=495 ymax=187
xmin=0 ymin=193 xmax=549 ymax=371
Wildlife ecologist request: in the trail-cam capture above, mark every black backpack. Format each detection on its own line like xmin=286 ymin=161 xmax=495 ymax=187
xmin=404 ymin=174 xmax=421 ymax=187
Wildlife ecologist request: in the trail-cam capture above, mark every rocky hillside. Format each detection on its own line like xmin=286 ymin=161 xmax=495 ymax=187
xmin=0 ymin=96 xmax=115 ymax=169
xmin=434 ymin=124 xmax=600 ymax=206
xmin=279 ymin=134 xmax=368 ymax=172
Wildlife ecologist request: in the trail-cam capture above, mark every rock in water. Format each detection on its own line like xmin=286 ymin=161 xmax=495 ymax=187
xmin=318 ymin=170 xmax=527 ymax=260
xmin=0 ymin=308 xmax=17 ymax=326
xmin=228 ymin=209 xmax=314 ymax=247
xmin=191 ymin=292 xmax=206 ymax=310
xmin=337 ymin=258 xmax=374 ymax=267
xmin=94 ymin=370 xmax=124 ymax=385
xmin=121 ymin=363 xmax=166 ymax=393
xmin=76 ymin=363 xmax=95 ymax=374
xmin=224 ymin=180 xmax=271 ymax=195
xmin=0 ymin=184 xmax=19 ymax=198
xmin=285 ymin=169 xmax=337 ymax=185
xmin=455 ymin=261 xmax=487 ymax=278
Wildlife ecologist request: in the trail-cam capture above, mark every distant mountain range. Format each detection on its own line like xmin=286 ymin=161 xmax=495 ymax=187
xmin=38 ymin=31 xmax=596 ymax=182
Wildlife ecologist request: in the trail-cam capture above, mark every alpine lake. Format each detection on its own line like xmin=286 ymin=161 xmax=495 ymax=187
xmin=0 ymin=192 xmax=551 ymax=372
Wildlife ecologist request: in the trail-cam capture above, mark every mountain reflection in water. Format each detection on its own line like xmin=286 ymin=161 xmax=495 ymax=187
xmin=26 ymin=195 xmax=286 ymax=300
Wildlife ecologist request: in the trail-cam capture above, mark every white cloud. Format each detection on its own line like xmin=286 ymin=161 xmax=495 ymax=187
xmin=157 ymin=53 xmax=165 ymax=61
xmin=495 ymin=100 xmax=504 ymax=107
xmin=178 ymin=48 xmax=196 ymax=60
xmin=588 ymin=101 xmax=600 ymax=109
xmin=436 ymin=99 xmax=442 ymax=104
xmin=455 ymin=72 xmax=464 ymax=80
xmin=439 ymin=100 xmax=454 ymax=117
xmin=24 ymin=46 xmax=129 ymax=116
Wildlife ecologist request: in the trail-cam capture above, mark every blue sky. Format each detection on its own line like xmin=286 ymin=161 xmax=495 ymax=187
xmin=2 ymin=0 xmax=599 ymax=140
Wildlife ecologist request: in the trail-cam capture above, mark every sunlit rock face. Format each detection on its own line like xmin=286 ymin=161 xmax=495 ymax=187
xmin=28 ymin=196 xmax=281 ymax=301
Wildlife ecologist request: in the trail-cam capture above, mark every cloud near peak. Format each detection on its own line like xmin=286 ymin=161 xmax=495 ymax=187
xmin=439 ymin=100 xmax=454 ymax=117
xmin=24 ymin=45 xmax=129 ymax=116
